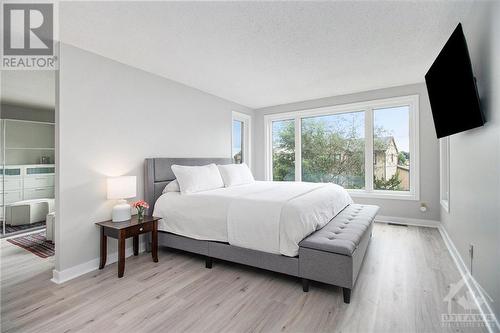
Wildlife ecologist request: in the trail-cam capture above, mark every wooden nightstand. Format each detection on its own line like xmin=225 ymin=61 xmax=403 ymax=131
xmin=95 ymin=215 xmax=160 ymax=278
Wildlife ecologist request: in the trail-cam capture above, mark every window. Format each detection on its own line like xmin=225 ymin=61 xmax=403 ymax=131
xmin=373 ymin=106 xmax=410 ymax=192
xmin=440 ymin=137 xmax=450 ymax=212
xmin=272 ymin=119 xmax=295 ymax=181
xmin=232 ymin=112 xmax=251 ymax=166
xmin=265 ymin=95 xmax=419 ymax=199
xmin=232 ymin=120 xmax=243 ymax=163
xmin=301 ymin=112 xmax=365 ymax=189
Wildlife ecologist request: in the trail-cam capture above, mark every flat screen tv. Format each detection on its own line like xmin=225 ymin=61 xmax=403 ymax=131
xmin=425 ymin=23 xmax=484 ymax=138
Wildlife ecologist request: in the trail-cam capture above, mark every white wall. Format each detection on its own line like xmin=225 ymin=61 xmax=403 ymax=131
xmin=56 ymin=44 xmax=252 ymax=273
xmin=441 ymin=1 xmax=500 ymax=320
xmin=253 ymin=83 xmax=440 ymax=222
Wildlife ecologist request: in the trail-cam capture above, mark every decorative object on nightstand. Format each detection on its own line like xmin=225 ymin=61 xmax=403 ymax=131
xmin=131 ymin=200 xmax=149 ymax=220
xmin=107 ymin=176 xmax=136 ymax=222
xmin=95 ymin=215 xmax=160 ymax=278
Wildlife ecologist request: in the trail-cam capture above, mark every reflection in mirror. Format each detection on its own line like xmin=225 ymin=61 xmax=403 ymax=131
xmin=1 ymin=115 xmax=55 ymax=237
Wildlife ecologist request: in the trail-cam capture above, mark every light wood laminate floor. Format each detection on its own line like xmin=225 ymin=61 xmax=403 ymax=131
xmin=1 ymin=224 xmax=488 ymax=333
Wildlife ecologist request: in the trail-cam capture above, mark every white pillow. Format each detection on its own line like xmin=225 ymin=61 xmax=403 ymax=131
xmin=162 ymin=179 xmax=180 ymax=193
xmin=171 ymin=164 xmax=224 ymax=194
xmin=217 ymin=163 xmax=255 ymax=187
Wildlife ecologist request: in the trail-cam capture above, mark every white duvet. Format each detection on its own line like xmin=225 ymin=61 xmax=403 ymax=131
xmin=153 ymin=181 xmax=352 ymax=257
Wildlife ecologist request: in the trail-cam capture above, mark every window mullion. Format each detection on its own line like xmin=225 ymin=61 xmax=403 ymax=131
xmin=295 ymin=116 xmax=302 ymax=182
xmin=265 ymin=118 xmax=272 ymax=181
xmin=365 ymin=108 xmax=374 ymax=192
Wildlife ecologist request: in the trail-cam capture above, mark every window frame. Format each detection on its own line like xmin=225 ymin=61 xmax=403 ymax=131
xmin=440 ymin=136 xmax=450 ymax=212
xmin=269 ymin=118 xmax=296 ymax=181
xmin=232 ymin=111 xmax=252 ymax=167
xmin=264 ymin=95 xmax=420 ymax=200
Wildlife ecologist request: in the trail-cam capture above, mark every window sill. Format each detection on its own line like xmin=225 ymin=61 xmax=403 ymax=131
xmin=348 ymin=190 xmax=419 ymax=201
xmin=440 ymin=199 xmax=449 ymax=213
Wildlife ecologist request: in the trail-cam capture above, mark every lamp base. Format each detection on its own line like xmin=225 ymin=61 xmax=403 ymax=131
xmin=112 ymin=200 xmax=131 ymax=222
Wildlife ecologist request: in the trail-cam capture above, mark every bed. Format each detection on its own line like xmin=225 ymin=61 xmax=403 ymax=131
xmin=154 ymin=180 xmax=353 ymax=257
xmin=145 ymin=157 xmax=379 ymax=303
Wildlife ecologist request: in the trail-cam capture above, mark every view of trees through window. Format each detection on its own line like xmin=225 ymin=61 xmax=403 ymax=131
xmin=302 ymin=112 xmax=365 ymax=189
xmin=271 ymin=105 xmax=411 ymax=192
xmin=373 ymin=106 xmax=410 ymax=191
xmin=272 ymin=119 xmax=295 ymax=181
xmin=232 ymin=120 xmax=244 ymax=164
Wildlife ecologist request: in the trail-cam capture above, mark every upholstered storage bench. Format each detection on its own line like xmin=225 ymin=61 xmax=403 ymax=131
xmin=5 ymin=198 xmax=55 ymax=226
xmin=298 ymin=204 xmax=379 ymax=303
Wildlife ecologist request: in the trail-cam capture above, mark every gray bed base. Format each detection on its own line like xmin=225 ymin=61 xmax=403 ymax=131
xmin=145 ymin=158 xmax=376 ymax=304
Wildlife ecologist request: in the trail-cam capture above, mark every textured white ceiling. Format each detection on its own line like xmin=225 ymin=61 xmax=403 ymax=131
xmin=1 ymin=71 xmax=55 ymax=109
xmin=59 ymin=1 xmax=473 ymax=109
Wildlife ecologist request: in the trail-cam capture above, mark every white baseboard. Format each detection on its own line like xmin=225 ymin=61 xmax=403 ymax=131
xmin=51 ymin=242 xmax=146 ymax=284
xmin=375 ymin=215 xmax=440 ymax=228
xmin=438 ymin=225 xmax=500 ymax=333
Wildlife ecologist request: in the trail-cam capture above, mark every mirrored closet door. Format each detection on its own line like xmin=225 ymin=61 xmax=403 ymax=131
xmin=1 ymin=119 xmax=55 ymax=237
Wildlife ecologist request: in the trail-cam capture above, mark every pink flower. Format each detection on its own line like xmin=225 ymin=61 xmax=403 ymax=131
xmin=131 ymin=200 xmax=149 ymax=209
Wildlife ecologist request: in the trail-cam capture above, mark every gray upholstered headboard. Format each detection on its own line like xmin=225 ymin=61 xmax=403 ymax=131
xmin=144 ymin=157 xmax=233 ymax=211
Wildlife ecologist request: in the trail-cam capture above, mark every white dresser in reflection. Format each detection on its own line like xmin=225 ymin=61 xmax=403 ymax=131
xmin=0 ymin=164 xmax=55 ymax=220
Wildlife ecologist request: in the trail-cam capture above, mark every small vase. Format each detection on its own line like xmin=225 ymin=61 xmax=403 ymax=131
xmin=137 ymin=209 xmax=145 ymax=220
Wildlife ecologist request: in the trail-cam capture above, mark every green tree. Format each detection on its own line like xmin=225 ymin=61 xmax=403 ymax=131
xmin=398 ymin=151 xmax=410 ymax=166
xmin=373 ymin=172 xmax=402 ymax=191
xmin=272 ymin=121 xmax=295 ymax=181
xmin=301 ymin=117 xmax=364 ymax=188
xmin=272 ymin=117 xmax=405 ymax=190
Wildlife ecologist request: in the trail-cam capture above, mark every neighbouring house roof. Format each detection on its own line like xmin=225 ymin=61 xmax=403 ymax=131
xmin=374 ymin=136 xmax=398 ymax=154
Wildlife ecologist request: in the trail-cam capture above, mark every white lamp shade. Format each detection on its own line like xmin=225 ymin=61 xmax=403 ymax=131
xmin=107 ymin=176 xmax=136 ymax=200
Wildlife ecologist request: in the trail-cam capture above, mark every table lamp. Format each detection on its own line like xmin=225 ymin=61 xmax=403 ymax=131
xmin=107 ymin=176 xmax=136 ymax=222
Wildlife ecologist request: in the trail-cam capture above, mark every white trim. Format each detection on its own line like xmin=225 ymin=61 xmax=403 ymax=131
xmin=264 ymin=117 xmax=295 ymax=181
xmin=54 ymin=41 xmax=61 ymax=275
xmin=409 ymin=95 xmax=420 ymax=200
xmin=294 ymin=116 xmax=301 ymax=181
xmin=264 ymin=95 xmax=420 ymax=200
xmin=375 ymin=215 xmax=440 ymax=228
xmin=264 ymin=117 xmax=272 ymax=180
xmin=232 ymin=111 xmax=252 ymax=168
xmin=51 ymin=242 xmax=146 ymax=284
xmin=438 ymin=225 xmax=500 ymax=333
xmin=364 ymin=107 xmax=374 ymax=192
xmin=5 ymin=147 xmax=55 ymax=150
xmin=350 ymin=190 xmax=420 ymax=201
xmin=439 ymin=137 xmax=450 ymax=213
xmin=3 ymin=119 xmax=55 ymax=125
